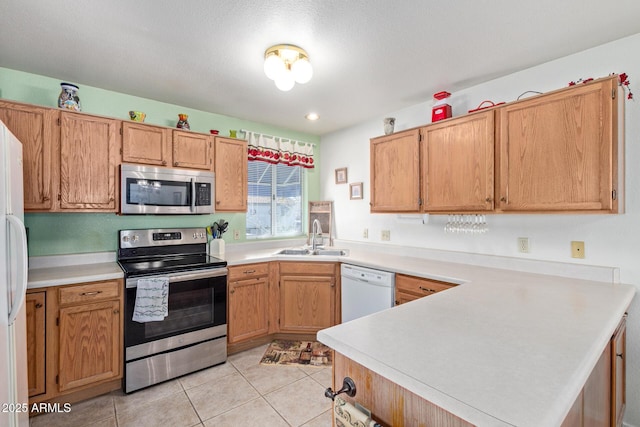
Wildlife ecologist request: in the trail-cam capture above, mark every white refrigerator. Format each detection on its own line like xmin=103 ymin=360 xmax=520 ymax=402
xmin=0 ymin=121 xmax=29 ymax=426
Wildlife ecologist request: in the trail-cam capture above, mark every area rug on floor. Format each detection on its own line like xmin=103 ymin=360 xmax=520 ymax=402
xmin=260 ymin=340 xmax=332 ymax=368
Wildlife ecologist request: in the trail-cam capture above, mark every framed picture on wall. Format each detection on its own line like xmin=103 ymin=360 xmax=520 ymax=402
xmin=350 ymin=182 xmax=363 ymax=200
xmin=335 ymin=167 xmax=348 ymax=184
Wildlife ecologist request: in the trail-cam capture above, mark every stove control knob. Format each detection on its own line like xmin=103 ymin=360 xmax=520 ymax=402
xmin=122 ymin=236 xmax=130 ymax=243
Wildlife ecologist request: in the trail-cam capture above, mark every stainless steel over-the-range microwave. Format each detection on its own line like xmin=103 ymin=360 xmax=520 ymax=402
xmin=120 ymin=164 xmax=214 ymax=215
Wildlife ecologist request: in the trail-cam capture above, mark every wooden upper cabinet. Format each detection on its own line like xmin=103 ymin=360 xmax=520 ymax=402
xmin=0 ymin=101 xmax=59 ymax=210
xmin=122 ymin=122 xmax=171 ymax=166
xmin=215 ymin=137 xmax=248 ymax=212
xmin=59 ymin=112 xmax=120 ymax=211
xmin=172 ymin=130 xmax=213 ymax=170
xmin=497 ymin=77 xmax=618 ymax=212
xmin=370 ymin=129 xmax=421 ymax=212
xmin=422 ymin=111 xmax=494 ymax=212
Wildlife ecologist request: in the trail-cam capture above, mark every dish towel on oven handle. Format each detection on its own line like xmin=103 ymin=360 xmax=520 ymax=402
xmin=132 ymin=277 xmax=169 ymax=322
xmin=334 ymin=396 xmax=381 ymax=427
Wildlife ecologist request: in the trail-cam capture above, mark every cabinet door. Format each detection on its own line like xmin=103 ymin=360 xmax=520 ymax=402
xmin=172 ymin=131 xmax=213 ymax=170
xmin=215 ymin=137 xmax=248 ymax=211
xmin=228 ymin=276 xmax=269 ymax=343
xmin=612 ymin=316 xmax=626 ymax=427
xmin=422 ymin=111 xmax=494 ymax=211
xmin=370 ymin=129 xmax=421 ymax=212
xmin=497 ymin=78 xmax=617 ymax=212
xmin=122 ymin=122 xmax=171 ymax=166
xmin=58 ymin=300 xmax=121 ymax=392
xmin=0 ymin=101 xmax=58 ymax=210
xmin=59 ymin=112 xmax=120 ymax=211
xmin=26 ymin=292 xmax=46 ymax=397
xmin=279 ymin=275 xmax=335 ymax=333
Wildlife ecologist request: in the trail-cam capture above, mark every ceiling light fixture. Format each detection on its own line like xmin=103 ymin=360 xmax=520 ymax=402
xmin=305 ymin=112 xmax=319 ymax=121
xmin=264 ymin=44 xmax=313 ymax=91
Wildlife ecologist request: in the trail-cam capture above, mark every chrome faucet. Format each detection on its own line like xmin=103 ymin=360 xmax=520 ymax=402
xmin=312 ymin=219 xmax=323 ymax=250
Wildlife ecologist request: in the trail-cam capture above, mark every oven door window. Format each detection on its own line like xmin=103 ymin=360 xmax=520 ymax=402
xmin=126 ymin=178 xmax=191 ymax=207
xmin=125 ymin=274 xmax=226 ymax=347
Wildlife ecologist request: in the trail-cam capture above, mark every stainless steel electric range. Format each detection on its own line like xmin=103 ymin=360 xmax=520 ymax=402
xmin=117 ymin=227 xmax=227 ymax=393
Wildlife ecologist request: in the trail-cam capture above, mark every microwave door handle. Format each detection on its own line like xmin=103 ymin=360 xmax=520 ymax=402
xmin=190 ymin=178 xmax=196 ymax=212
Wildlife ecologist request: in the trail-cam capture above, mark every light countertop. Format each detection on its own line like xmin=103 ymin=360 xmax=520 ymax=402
xmin=27 ymin=241 xmax=635 ymax=426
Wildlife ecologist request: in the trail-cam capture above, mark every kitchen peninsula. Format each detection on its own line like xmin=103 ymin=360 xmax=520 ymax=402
xmin=317 ymin=254 xmax=633 ymax=426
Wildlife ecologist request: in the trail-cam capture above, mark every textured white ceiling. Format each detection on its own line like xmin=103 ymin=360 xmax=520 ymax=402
xmin=1 ymin=0 xmax=640 ymax=135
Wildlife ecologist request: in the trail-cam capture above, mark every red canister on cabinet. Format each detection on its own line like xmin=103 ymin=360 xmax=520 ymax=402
xmin=432 ymin=91 xmax=452 ymax=122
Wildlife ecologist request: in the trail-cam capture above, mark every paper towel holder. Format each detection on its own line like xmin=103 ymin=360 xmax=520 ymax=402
xmin=324 ymin=377 xmax=357 ymax=401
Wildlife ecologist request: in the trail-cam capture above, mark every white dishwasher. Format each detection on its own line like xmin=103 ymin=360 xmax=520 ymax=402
xmin=341 ymin=264 xmax=395 ymax=323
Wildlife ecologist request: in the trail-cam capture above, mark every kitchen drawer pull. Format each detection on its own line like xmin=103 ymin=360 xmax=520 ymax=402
xmin=80 ymin=291 xmax=102 ymax=296
xmin=419 ymin=286 xmax=436 ymax=293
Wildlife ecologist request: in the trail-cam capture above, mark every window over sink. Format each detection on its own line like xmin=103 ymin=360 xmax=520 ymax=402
xmin=246 ymin=162 xmax=304 ymax=238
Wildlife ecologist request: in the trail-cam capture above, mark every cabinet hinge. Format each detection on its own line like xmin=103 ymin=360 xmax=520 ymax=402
xmin=120 ymin=127 xmax=123 ymax=135
xmin=612 ymin=88 xmax=616 ymax=99
xmin=57 ymin=118 xmax=61 ymax=126
xmin=418 ymin=198 xmax=423 ymax=206
xmin=419 ymin=133 xmax=423 ymax=142
xmin=612 ymin=189 xmax=617 ymax=200
xmin=119 ymin=148 xmax=123 ymax=155
xmin=57 ymin=194 xmax=61 ymax=201
xmin=56 ymin=317 xmax=59 ymax=326
xmin=278 ymin=318 xmax=280 ymax=326
xmin=55 ymin=375 xmax=59 ymax=384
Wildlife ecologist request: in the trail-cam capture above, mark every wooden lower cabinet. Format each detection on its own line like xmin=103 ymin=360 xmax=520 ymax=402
xmin=279 ymin=262 xmax=338 ymax=334
xmin=561 ymin=314 xmax=627 ymax=427
xmin=58 ymin=299 xmax=121 ymax=392
xmin=26 ymin=292 xmax=46 ymax=397
xmin=26 ymin=279 xmax=124 ymax=409
xmin=228 ymin=263 xmax=270 ymax=344
xmin=394 ymin=273 xmax=456 ymax=305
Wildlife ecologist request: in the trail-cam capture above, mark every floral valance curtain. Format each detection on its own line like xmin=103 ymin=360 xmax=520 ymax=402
xmin=246 ymin=131 xmax=315 ymax=169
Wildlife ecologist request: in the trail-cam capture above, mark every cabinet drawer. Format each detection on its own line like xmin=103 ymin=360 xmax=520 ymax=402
xmin=59 ymin=280 xmax=121 ymax=306
xmin=395 ymin=274 xmax=456 ymax=297
xmin=279 ymin=262 xmax=336 ymax=275
xmin=228 ymin=263 xmax=270 ymax=281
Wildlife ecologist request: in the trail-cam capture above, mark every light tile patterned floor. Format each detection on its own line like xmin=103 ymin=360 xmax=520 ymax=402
xmin=30 ymin=344 xmax=333 ymax=427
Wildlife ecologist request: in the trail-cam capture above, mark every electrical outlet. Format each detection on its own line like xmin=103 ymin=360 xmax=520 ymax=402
xmin=571 ymin=241 xmax=585 ymax=258
xmin=517 ymin=237 xmax=530 ymax=253
xmin=363 ymin=228 xmax=368 ymax=239
xmin=233 ymin=229 xmax=240 ymax=240
xmin=381 ymin=230 xmax=391 ymax=241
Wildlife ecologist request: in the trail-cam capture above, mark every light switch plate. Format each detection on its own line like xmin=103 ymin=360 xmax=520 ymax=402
xmin=381 ymin=230 xmax=390 ymax=241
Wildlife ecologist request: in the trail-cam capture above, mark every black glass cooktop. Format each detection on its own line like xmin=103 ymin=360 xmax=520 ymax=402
xmin=118 ymin=253 xmax=227 ymax=277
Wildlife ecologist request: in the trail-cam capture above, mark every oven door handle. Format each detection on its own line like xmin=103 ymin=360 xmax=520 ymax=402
xmin=126 ymin=268 xmax=228 ymax=288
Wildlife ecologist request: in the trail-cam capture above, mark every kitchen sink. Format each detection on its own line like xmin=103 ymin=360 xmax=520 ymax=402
xmin=276 ymin=248 xmax=312 ymax=255
xmin=312 ymin=249 xmax=349 ymax=256
xmin=274 ymin=248 xmax=349 ymax=256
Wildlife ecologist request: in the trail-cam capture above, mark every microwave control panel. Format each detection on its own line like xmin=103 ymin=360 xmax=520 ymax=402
xmin=196 ymin=183 xmax=212 ymax=206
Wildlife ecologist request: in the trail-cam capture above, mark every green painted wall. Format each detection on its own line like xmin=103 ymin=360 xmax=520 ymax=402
xmin=0 ymin=67 xmax=321 ymax=256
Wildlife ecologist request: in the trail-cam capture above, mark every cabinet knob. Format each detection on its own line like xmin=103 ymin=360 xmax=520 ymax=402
xmin=485 ymin=197 xmax=493 ymax=202
xmin=617 ymin=353 xmax=624 ymax=359
xmin=174 ymin=162 xmax=179 ymax=167
xmin=42 ymin=196 xmax=50 ymax=201
xmin=162 ymin=160 xmax=167 ymax=166
xmin=216 ymin=201 xmax=221 ymax=205
xmin=500 ymin=197 xmax=507 ymax=202
xmin=230 ymin=289 xmax=235 ymax=294
xmin=35 ymin=303 xmax=43 ymax=309
xmin=113 ymin=309 xmax=120 ymax=314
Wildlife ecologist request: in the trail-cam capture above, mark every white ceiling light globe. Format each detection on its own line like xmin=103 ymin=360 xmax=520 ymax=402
xmin=264 ymin=54 xmax=285 ymax=81
xmin=291 ymin=57 xmax=313 ymax=84
xmin=275 ymin=70 xmax=295 ymax=91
